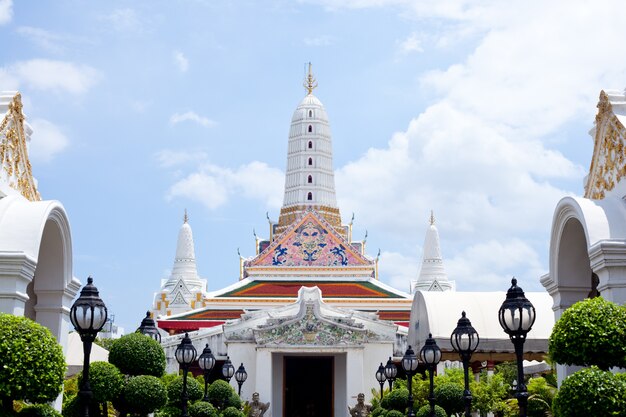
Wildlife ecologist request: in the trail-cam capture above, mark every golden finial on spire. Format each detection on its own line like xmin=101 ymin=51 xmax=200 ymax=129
xmin=429 ymin=210 xmax=435 ymax=225
xmin=303 ymin=62 xmax=318 ymax=95
xmin=183 ymin=209 xmax=188 ymax=224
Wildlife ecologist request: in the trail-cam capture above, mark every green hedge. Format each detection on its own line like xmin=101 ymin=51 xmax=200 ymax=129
xmin=188 ymin=402 xmax=217 ymax=417
xmin=549 ymin=297 xmax=626 ymax=370
xmin=108 ymin=333 xmax=166 ymax=377
xmin=415 ymin=404 xmax=446 ymax=417
xmin=380 ymin=388 xmax=408 ymax=412
xmin=77 ymin=361 xmax=123 ymax=403
xmin=0 ymin=314 xmax=66 ymax=406
xmin=166 ymin=376 xmax=203 ymax=406
xmin=18 ymin=404 xmax=62 ymax=417
xmin=123 ymin=375 xmax=168 ymax=416
xmin=552 ymin=366 xmax=626 ymax=417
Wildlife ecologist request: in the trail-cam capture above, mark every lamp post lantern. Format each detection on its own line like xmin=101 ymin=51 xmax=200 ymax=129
xmin=450 ymin=311 xmax=480 ymax=417
xmin=420 ymin=334 xmax=441 ymax=417
xmin=136 ymin=311 xmax=161 ymax=343
xmin=198 ymin=344 xmax=216 ymax=401
xmin=375 ymin=363 xmax=387 ymax=400
xmin=222 ymin=356 xmax=235 ymax=382
xmin=384 ymin=357 xmax=398 ymax=391
xmin=175 ymin=333 xmax=197 ymax=417
xmin=234 ymin=363 xmax=247 ymax=396
xmin=69 ymin=277 xmax=108 ymax=417
xmin=498 ymin=278 xmax=535 ymax=417
xmin=401 ymin=346 xmax=419 ymax=417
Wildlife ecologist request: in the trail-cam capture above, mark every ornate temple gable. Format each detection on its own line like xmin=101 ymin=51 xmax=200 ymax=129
xmin=170 ymin=292 xmax=188 ymax=306
xmin=223 ymin=286 xmax=397 ymax=346
xmin=246 ymin=209 xmax=373 ymax=270
xmin=0 ymin=93 xmax=41 ymax=201
xmin=584 ymin=90 xmax=626 ymax=200
xmin=217 ymin=280 xmax=405 ymax=298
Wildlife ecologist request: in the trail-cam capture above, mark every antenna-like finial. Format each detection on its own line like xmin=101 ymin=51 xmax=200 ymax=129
xmin=183 ymin=209 xmax=189 ymax=224
xmin=303 ymin=62 xmax=318 ymax=95
xmin=429 ymin=210 xmax=435 ymax=226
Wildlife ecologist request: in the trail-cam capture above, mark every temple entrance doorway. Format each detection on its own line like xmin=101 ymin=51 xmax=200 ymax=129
xmin=284 ymin=356 xmax=334 ymax=417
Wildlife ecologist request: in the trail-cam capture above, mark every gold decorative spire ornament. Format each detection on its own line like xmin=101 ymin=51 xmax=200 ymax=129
xmin=303 ymin=62 xmax=318 ymax=95
xmin=430 ymin=210 xmax=435 ymax=226
xmin=183 ymin=209 xmax=188 ymax=224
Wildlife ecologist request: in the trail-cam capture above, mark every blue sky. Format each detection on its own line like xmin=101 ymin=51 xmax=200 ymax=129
xmin=2 ymin=0 xmax=626 ymax=332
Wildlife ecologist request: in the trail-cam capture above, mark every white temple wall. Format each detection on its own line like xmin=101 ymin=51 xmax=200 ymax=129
xmin=225 ymin=342 xmax=257 ymax=401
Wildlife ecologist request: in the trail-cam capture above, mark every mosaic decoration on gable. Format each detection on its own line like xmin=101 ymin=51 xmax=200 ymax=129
xmin=253 ymin=218 xmax=368 ymax=267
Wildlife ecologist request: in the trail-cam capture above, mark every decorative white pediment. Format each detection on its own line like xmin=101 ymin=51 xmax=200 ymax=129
xmin=223 ymin=286 xmax=397 ymax=346
xmin=170 ymin=291 xmax=188 ymax=306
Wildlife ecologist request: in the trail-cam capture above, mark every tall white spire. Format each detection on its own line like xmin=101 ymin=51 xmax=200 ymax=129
xmin=153 ymin=212 xmax=207 ymax=317
xmin=276 ymin=64 xmax=342 ymax=235
xmin=412 ymin=211 xmax=454 ymax=293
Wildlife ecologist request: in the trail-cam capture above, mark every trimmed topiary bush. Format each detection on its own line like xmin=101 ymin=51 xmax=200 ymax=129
xmin=549 ymin=297 xmax=626 ymax=370
xmin=207 ymin=380 xmax=233 ymax=410
xmin=380 ymin=388 xmax=408 ymax=412
xmin=370 ymin=407 xmax=385 ymax=417
xmin=188 ymin=402 xmax=217 ymax=417
xmin=415 ymin=404 xmax=446 ymax=417
xmin=154 ymin=405 xmax=181 ymax=417
xmin=77 ymin=362 xmax=123 ymax=404
xmin=109 ymin=333 xmax=164 ymax=377
xmin=109 ymin=333 xmax=166 ymax=377
xmin=123 ymin=375 xmax=168 ymax=416
xmin=385 ymin=411 xmax=404 ymax=417
xmin=0 ymin=314 xmax=66 ymax=409
xmin=166 ymin=376 xmax=203 ymax=406
xmin=552 ymin=366 xmax=626 ymax=417
xmin=221 ymin=406 xmax=243 ymax=417
xmin=18 ymin=404 xmax=62 ymax=417
xmin=434 ymin=381 xmax=464 ymax=416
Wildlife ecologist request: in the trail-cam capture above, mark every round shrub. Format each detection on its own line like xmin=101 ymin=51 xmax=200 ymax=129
xmin=434 ymin=381 xmax=464 ymax=416
xmin=549 ymin=297 xmax=626 ymax=370
xmin=553 ymin=366 xmax=626 ymax=417
xmin=207 ymin=380 xmax=233 ymax=409
xmin=371 ymin=407 xmax=385 ymax=417
xmin=221 ymin=406 xmax=243 ymax=417
xmin=189 ymin=402 xmax=217 ymax=417
xmin=0 ymin=314 xmax=66 ymax=405
xmin=109 ymin=333 xmax=166 ymax=377
xmin=18 ymin=404 xmax=62 ymax=417
xmin=415 ymin=404 xmax=446 ymax=417
xmin=77 ymin=361 xmax=123 ymax=403
xmin=155 ymin=405 xmax=181 ymax=417
xmin=381 ymin=388 xmax=408 ymax=412
xmin=225 ymin=392 xmax=242 ymax=409
xmin=166 ymin=376 xmax=203 ymax=406
xmin=124 ymin=375 xmax=168 ymax=416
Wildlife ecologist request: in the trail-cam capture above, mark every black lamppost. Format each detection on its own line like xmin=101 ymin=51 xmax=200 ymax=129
xmin=137 ymin=311 xmax=161 ymax=343
xmin=222 ymin=356 xmax=235 ymax=382
xmin=498 ymin=278 xmax=536 ymax=417
xmin=198 ymin=344 xmax=216 ymax=401
xmin=375 ymin=363 xmax=387 ymax=400
xmin=70 ymin=277 xmax=108 ymax=417
xmin=234 ymin=363 xmax=247 ymax=396
xmin=401 ymin=346 xmax=419 ymax=417
xmin=419 ymin=334 xmax=441 ymax=417
xmin=175 ymin=333 xmax=197 ymax=417
xmin=450 ymin=311 xmax=480 ymax=417
xmin=384 ymin=357 xmax=397 ymax=391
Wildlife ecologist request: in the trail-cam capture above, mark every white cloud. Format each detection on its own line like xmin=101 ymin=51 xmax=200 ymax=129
xmin=170 ymin=111 xmax=217 ymax=128
xmin=101 ymin=8 xmax=144 ymax=33
xmin=163 ymin=159 xmax=284 ymax=210
xmin=28 ymin=119 xmax=69 ymax=163
xmin=304 ymin=36 xmax=334 ymax=47
xmin=173 ymin=51 xmax=189 ymax=72
xmin=155 ymin=149 xmax=209 ymax=168
xmin=398 ymin=32 xmax=423 ymax=54
xmin=0 ymin=0 xmax=12 ymax=25
xmin=379 ymin=251 xmax=419 ymax=292
xmin=8 ymin=59 xmax=100 ymax=95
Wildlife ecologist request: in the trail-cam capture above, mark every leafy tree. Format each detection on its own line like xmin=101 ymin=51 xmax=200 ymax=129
xmin=166 ymin=376 xmax=203 ymax=407
xmin=123 ymin=375 xmax=168 ymax=417
xmin=188 ymin=402 xmax=217 ymax=417
xmin=380 ymin=388 xmax=408 ymax=412
xmin=526 ymin=377 xmax=556 ymax=417
xmin=221 ymin=407 xmax=243 ymax=417
xmin=471 ymin=373 xmax=508 ymax=416
xmin=549 ymin=297 xmax=626 ymax=370
xmin=434 ymin=381 xmax=464 ymax=416
xmin=0 ymin=314 xmax=66 ymax=411
xmin=415 ymin=404 xmax=446 ymax=417
xmin=108 ymin=333 xmax=166 ymax=377
xmin=18 ymin=404 xmax=62 ymax=417
xmin=552 ymin=366 xmax=626 ymax=417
